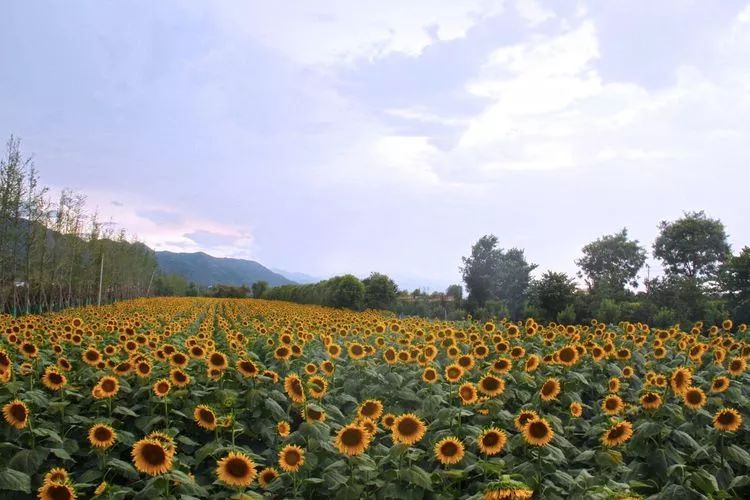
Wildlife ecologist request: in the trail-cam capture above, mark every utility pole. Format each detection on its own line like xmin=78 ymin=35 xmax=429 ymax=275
xmin=97 ymin=252 xmax=104 ymax=306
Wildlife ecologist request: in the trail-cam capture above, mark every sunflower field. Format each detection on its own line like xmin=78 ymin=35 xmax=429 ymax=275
xmin=1 ymin=298 xmax=749 ymax=499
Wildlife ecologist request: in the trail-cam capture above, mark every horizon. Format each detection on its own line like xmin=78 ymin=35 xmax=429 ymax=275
xmin=3 ymin=1 xmax=750 ymax=292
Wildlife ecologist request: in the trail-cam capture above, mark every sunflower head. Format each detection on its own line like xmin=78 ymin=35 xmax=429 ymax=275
xmin=2 ymin=399 xmax=29 ymax=429
xmin=194 ymin=405 xmax=218 ymax=430
xmin=434 ymin=436 xmax=465 ymax=465
xmin=131 ymin=438 xmax=173 ymax=476
xmin=88 ymin=423 xmax=117 ymax=449
xmin=391 ymin=413 xmax=427 ymax=445
xmin=713 ymin=408 xmax=742 ymax=432
xmin=601 ymin=420 xmax=634 ymax=447
xmin=278 ymin=444 xmax=305 ymax=473
xmin=522 ymin=418 xmax=554 ymax=447
xmin=335 ymin=424 xmax=371 ymax=456
xmin=216 ymin=451 xmax=257 ymax=487
xmin=477 ymin=427 xmax=507 ymax=456
xmin=38 ymin=481 xmax=76 ymax=500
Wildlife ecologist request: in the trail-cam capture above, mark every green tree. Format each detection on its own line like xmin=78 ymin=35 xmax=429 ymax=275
xmin=721 ymin=247 xmax=750 ymax=323
xmin=576 ymin=228 xmax=646 ymax=295
xmin=653 ymin=211 xmax=730 ymax=282
xmin=530 ymin=271 xmax=577 ymax=321
xmin=362 ymin=272 xmax=398 ymax=310
xmin=495 ymin=248 xmax=537 ymax=319
xmin=327 ymin=274 xmax=365 ymax=310
xmin=251 ymin=280 xmax=269 ymax=298
xmin=461 ymin=235 xmax=503 ymax=308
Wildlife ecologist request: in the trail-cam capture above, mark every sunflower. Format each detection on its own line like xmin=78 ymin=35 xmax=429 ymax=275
xmin=483 ymin=486 xmax=533 ymax=500
xmin=640 ymin=392 xmax=662 ymax=411
xmin=208 ymin=351 xmax=228 ymax=370
xmin=303 ymin=405 xmax=326 ymax=423
xmin=93 ymin=482 xmax=107 ymax=497
xmin=601 ymin=420 xmax=633 ymax=447
xmin=477 ymin=427 xmax=507 ymax=456
xmin=88 ymin=423 xmax=117 ymax=449
xmin=381 ymin=413 xmax=396 ymax=428
xmin=216 ymin=451 xmax=257 ymax=487
xmin=601 ymin=394 xmax=624 ymax=415
xmin=284 ymin=374 xmax=306 ymax=403
xmin=335 ymin=424 xmax=371 ymax=456
xmin=478 ymin=374 xmax=505 ymax=397
xmin=43 ymin=467 xmax=69 ymax=484
xmin=357 ymin=400 xmax=384 ymax=421
xmin=145 ymin=431 xmax=176 ymax=456
xmin=459 ymin=382 xmax=479 ymax=405
xmin=278 ymin=445 xmax=305 ymax=473
xmin=391 ymin=413 xmax=427 ymax=445
xmin=194 ymin=405 xmax=218 ymax=430
xmin=97 ymin=376 xmax=120 ymax=398
xmin=444 ymin=363 xmax=464 ymax=383
xmin=277 ymin=420 xmax=291 ymax=438
xmin=434 ymin=436 xmax=465 ymax=465
xmin=713 ymin=408 xmax=742 ymax=432
xmin=670 ymin=367 xmax=692 ymax=395
xmin=608 ymin=377 xmax=621 ymax=393
xmin=524 ymin=355 xmax=540 ymax=372
xmin=38 ymin=482 xmax=76 ymax=500
xmin=557 ymin=345 xmax=579 ymax=366
xmin=2 ymin=399 xmax=29 ymax=429
xmin=711 ymin=376 xmax=730 ymax=393
xmin=492 ymin=358 xmax=513 ymax=374
xmin=237 ymin=359 xmax=259 ymax=378
xmin=132 ymin=438 xmax=173 ymax=476
xmin=42 ymin=368 xmax=67 ymax=391
xmin=514 ymin=410 xmax=539 ymax=432
xmin=258 ymin=467 xmax=280 ymax=488
xmin=153 ymin=379 xmax=171 ymax=398
xmin=728 ymin=357 xmax=747 ymax=375
xmin=422 ymin=367 xmax=439 ymax=384
xmin=683 ymin=387 xmax=707 ymax=410
xmin=170 ymin=368 xmax=190 ymax=388
xmin=570 ymin=402 xmax=583 ymax=418
xmin=540 ymin=378 xmax=561 ymax=401
xmin=522 ymin=418 xmax=554 ymax=447
xmin=306 ymin=376 xmax=328 ymax=399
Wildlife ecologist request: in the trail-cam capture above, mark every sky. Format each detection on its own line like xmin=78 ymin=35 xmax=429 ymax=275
xmin=2 ymin=1 xmax=749 ymax=292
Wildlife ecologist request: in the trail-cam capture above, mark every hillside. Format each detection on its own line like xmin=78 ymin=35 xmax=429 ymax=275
xmin=155 ymin=251 xmax=293 ymax=287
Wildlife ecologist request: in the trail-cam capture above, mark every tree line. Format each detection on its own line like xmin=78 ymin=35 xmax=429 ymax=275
xmin=460 ymin=213 xmax=748 ymax=326
xmin=0 ymin=136 xmax=157 ymax=314
xmin=256 ymin=212 xmax=748 ymax=327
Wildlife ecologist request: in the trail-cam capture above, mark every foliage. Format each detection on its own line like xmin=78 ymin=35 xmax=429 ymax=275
xmin=362 ymin=273 xmax=398 ymax=310
xmin=529 ymin=271 xmax=577 ymax=322
xmin=653 ymin=211 xmax=731 ymax=283
xmin=576 ymin=228 xmax=646 ymax=295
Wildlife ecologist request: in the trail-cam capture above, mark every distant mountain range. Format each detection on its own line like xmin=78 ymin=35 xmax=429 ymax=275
xmin=155 ymin=251 xmax=294 ymax=287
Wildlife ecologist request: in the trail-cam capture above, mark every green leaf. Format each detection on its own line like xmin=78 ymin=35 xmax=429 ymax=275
xmin=264 ymin=398 xmax=286 ymax=420
xmin=108 ymin=458 xmax=139 ymax=480
xmin=689 ymin=469 xmax=718 ymax=495
xmin=727 ymin=445 xmax=750 ymax=466
xmin=0 ymin=469 xmax=31 ymax=493
xmin=114 ymin=406 xmax=138 ymax=417
xmin=406 ymin=466 xmax=433 ymax=491
xmin=50 ymin=447 xmax=73 ymax=461
xmin=8 ymin=448 xmax=48 ymax=473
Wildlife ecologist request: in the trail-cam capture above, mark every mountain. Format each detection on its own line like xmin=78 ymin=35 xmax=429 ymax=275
xmin=155 ymin=251 xmax=294 ymax=287
xmin=271 ymin=268 xmax=323 ymax=284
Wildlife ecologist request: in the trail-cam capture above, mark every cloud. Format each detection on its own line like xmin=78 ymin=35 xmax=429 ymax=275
xmin=202 ymin=1 xmax=506 ymax=65
xmin=137 ymin=209 xmax=183 ymax=226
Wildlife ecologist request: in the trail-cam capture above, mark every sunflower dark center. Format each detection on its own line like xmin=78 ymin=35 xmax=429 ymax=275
xmin=94 ymin=427 xmax=112 ymax=441
xmin=341 ymin=428 xmax=363 ymax=446
xmin=47 ymin=484 xmax=72 ymax=500
xmin=482 ymin=432 xmax=500 ymax=446
xmin=10 ymin=404 xmax=27 ymax=422
xmin=226 ymin=457 xmax=249 ymax=477
xmin=529 ymin=421 xmax=549 ymax=439
xmin=285 ymin=450 xmax=300 ymax=465
xmin=142 ymin=443 xmax=167 ymax=465
xmin=482 ymin=377 xmax=500 ymax=391
xmin=441 ymin=441 xmax=459 ymax=456
xmin=199 ymin=409 xmax=215 ymax=423
xmin=718 ymin=412 xmax=736 ymax=425
xmin=397 ymin=418 xmax=418 ymax=436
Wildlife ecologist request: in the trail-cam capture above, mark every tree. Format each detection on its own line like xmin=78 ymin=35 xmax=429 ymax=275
xmin=362 ymin=272 xmax=398 ymax=310
xmin=721 ymin=247 xmax=750 ymax=323
xmin=576 ymin=228 xmax=646 ymax=295
xmin=495 ymin=248 xmax=537 ymax=319
xmin=653 ymin=211 xmax=730 ymax=283
xmin=445 ymin=284 xmax=463 ymax=304
xmin=327 ymin=274 xmax=365 ymax=310
xmin=251 ymin=280 xmax=269 ymax=298
xmin=461 ymin=235 xmax=503 ymax=308
xmin=530 ymin=271 xmax=577 ymax=321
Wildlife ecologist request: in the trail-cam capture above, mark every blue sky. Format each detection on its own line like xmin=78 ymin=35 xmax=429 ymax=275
xmin=2 ymin=1 xmax=749 ymax=291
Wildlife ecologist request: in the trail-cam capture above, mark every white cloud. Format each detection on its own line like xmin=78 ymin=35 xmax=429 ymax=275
xmin=515 ymin=0 xmax=555 ymax=26
xmin=203 ymin=0 xmax=505 ymax=65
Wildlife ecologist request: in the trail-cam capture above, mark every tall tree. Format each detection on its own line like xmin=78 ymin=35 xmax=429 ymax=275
xmin=653 ymin=211 xmax=730 ymax=283
xmin=362 ymin=272 xmax=398 ymax=310
xmin=495 ymin=248 xmax=537 ymax=319
xmin=576 ymin=228 xmax=646 ymax=295
xmin=251 ymin=280 xmax=269 ymax=298
xmin=721 ymin=247 xmax=750 ymax=323
xmin=530 ymin=271 xmax=577 ymax=321
xmin=445 ymin=284 xmax=463 ymax=304
xmin=461 ymin=235 xmax=503 ymax=308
